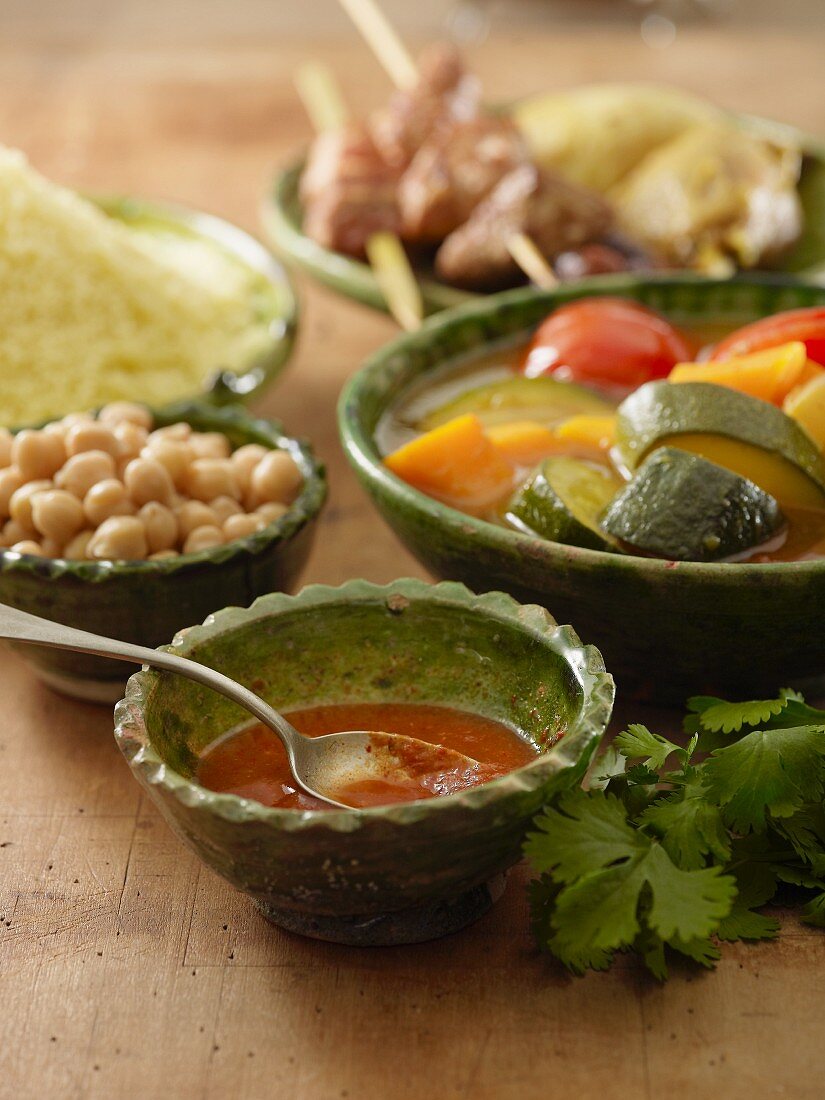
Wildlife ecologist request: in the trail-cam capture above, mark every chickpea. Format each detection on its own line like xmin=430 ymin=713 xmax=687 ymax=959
xmin=123 ymin=457 xmax=174 ymax=507
xmin=231 ymin=444 xmax=269 ymax=492
xmin=12 ymin=429 xmax=66 ymax=481
xmin=148 ymin=423 xmax=190 ymax=444
xmin=0 ymin=428 xmax=13 ymax=468
xmin=148 ymin=549 xmax=179 ymax=561
xmin=113 ymin=421 xmax=149 ymax=462
xmin=185 ymin=459 xmax=239 ymax=503
xmin=141 ymin=439 xmax=191 ymax=490
xmin=83 ymin=479 xmax=135 ymax=526
xmin=0 ymin=467 xmax=24 ymax=519
xmin=60 ymin=412 xmax=95 ymax=430
xmin=2 ymin=519 xmax=27 ymax=547
xmin=256 ymin=501 xmax=289 ymax=525
xmin=189 ymin=432 xmax=231 ymax=460
xmin=183 ymin=524 xmax=225 ymax=554
xmin=65 ymin=422 xmax=119 ymax=459
xmin=10 ymin=540 xmax=44 ymax=556
xmin=210 ymin=495 xmax=243 ymax=526
xmin=247 ymin=451 xmax=303 ymax=509
xmin=9 ymin=480 xmax=53 ymax=533
xmin=87 ymin=516 xmax=148 ymax=561
xmin=139 ymin=502 xmax=178 ymax=554
xmin=175 ymin=501 xmax=218 ymax=539
xmin=31 ymin=490 xmax=85 ymax=544
xmin=41 ymin=537 xmax=62 ymax=558
xmin=64 ymin=529 xmax=94 ymax=560
xmin=223 ymin=513 xmax=266 ymax=542
xmin=98 ymin=402 xmax=153 ymax=430
xmin=56 ymin=450 xmax=116 ymax=498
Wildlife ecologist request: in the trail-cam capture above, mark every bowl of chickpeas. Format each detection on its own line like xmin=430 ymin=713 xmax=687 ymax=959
xmin=0 ymin=400 xmax=326 ymax=701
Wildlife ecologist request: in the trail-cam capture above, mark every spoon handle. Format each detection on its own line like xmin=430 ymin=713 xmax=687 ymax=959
xmin=0 ymin=601 xmax=302 ymax=752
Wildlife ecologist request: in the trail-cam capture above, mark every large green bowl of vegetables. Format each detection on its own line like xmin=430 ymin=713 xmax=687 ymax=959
xmin=339 ymin=274 xmax=825 ymax=699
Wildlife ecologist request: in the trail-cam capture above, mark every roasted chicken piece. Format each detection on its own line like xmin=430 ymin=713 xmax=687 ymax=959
xmin=299 ymin=124 xmax=400 ymax=257
xmin=614 ymin=123 xmax=803 ymax=272
xmin=370 ymin=42 xmax=481 ymax=171
xmin=398 ymin=115 xmax=527 ymax=245
xmin=435 ymin=164 xmax=614 ymax=289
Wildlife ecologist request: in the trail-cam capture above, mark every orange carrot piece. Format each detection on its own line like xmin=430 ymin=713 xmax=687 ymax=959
xmin=384 ymin=414 xmax=515 ymax=510
xmin=668 ymin=342 xmax=809 ymax=405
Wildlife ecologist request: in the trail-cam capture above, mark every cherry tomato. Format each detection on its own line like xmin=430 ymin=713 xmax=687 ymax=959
xmin=521 ymin=297 xmax=692 ymax=391
xmin=714 ymin=307 xmax=825 ymax=366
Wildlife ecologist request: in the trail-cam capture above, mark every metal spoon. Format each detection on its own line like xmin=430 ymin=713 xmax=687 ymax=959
xmin=0 ymin=602 xmax=485 ymax=810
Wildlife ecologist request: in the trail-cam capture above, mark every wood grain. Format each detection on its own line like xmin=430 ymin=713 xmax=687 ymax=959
xmin=1 ymin=22 xmax=825 ymax=1100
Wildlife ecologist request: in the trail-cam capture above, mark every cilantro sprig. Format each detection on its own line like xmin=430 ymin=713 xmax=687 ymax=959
xmin=525 ymin=689 xmax=825 ymax=978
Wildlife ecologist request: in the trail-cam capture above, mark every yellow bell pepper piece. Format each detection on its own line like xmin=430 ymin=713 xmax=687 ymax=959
xmin=785 ymin=373 xmax=825 ymax=451
xmin=555 ymin=414 xmax=617 ymax=450
xmin=485 ymin=420 xmax=566 ymax=467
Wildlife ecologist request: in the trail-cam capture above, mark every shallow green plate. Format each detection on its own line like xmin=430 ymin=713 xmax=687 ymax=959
xmin=263 ymin=113 xmax=825 ymax=319
xmin=97 ymin=195 xmax=298 ymax=405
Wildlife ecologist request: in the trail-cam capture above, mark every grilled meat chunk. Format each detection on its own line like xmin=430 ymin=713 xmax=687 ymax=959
xmin=435 ymin=164 xmax=614 ymax=288
xmin=370 ymin=42 xmax=481 ymax=170
xmin=399 ymin=115 xmax=527 ymax=245
xmin=300 ymin=124 xmax=400 ymax=256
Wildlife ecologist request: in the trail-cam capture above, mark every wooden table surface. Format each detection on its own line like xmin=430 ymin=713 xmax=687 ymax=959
xmin=2 ymin=23 xmax=825 ymax=1100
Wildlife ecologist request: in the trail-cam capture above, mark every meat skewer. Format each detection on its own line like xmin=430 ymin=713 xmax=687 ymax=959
xmin=295 ymin=61 xmax=423 ymax=330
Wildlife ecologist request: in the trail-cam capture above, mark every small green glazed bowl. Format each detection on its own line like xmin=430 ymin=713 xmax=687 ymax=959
xmin=1 ymin=403 xmax=326 ymax=702
xmin=96 ymin=195 xmax=298 ymax=407
xmin=339 ymin=274 xmax=825 ymax=699
xmin=114 ymin=578 xmax=613 ymax=945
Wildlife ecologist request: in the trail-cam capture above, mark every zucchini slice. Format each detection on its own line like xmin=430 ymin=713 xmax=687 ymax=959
xmin=601 ymin=447 xmax=785 ymax=561
xmin=616 ymin=380 xmax=825 ymax=509
xmin=507 ymin=456 xmax=621 ymax=551
xmin=421 ymin=376 xmax=613 ymax=432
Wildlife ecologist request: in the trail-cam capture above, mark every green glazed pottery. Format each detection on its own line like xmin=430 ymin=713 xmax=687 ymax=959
xmin=1 ymin=403 xmax=326 ymax=702
xmin=97 ymin=195 xmax=298 ymax=405
xmin=339 ymin=274 xmax=825 ymax=699
xmin=263 ymin=115 xmax=825 ymax=319
xmin=114 ymin=578 xmax=614 ymax=945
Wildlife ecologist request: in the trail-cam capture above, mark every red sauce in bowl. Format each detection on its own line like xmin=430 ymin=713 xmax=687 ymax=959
xmin=196 ymin=702 xmax=538 ymax=811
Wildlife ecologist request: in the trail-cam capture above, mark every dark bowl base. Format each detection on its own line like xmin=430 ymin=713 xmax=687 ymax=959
xmin=256 ymin=873 xmax=508 ymax=946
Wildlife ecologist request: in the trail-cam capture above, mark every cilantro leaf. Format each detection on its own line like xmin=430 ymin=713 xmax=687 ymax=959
xmin=697 ymin=698 xmax=788 ymax=734
xmin=715 ymin=860 xmax=780 ymax=942
xmin=548 ymin=855 xmax=649 ymax=971
xmin=642 ymin=844 xmax=735 ymax=942
xmin=703 ymin=726 xmax=825 ymax=832
xmin=801 ymin=892 xmax=825 ymax=927
xmin=613 ymin=724 xmax=682 ymax=770
xmin=669 ymin=935 xmax=722 ymax=969
xmin=524 ymin=789 xmax=644 ymax=882
xmin=625 ymin=763 xmax=661 ymax=786
xmin=638 ymin=782 xmax=730 ymax=870
xmin=526 ymin=789 xmax=736 ymax=977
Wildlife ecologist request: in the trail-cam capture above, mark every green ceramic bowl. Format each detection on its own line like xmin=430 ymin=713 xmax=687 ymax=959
xmin=114 ymin=578 xmax=613 ymax=945
xmin=263 ymin=115 xmax=825 ymax=319
xmin=95 ymin=195 xmax=298 ymax=406
xmin=1 ymin=403 xmax=326 ymax=702
xmin=339 ymin=274 xmax=825 ymax=700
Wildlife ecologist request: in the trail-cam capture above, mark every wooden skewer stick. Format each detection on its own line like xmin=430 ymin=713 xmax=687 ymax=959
xmin=335 ymin=0 xmax=559 ymax=291
xmin=506 ymin=232 xmax=559 ymax=289
xmin=294 ymin=61 xmax=424 ymax=331
xmin=336 ymin=0 xmax=418 ymax=91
